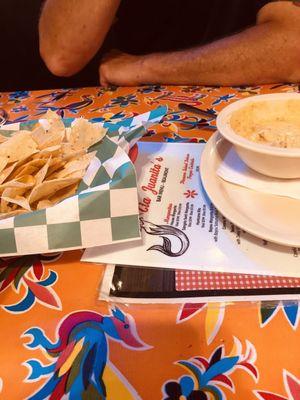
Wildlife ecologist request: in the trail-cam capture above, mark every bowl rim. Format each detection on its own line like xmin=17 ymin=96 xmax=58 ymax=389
xmin=216 ymin=92 xmax=300 ymax=158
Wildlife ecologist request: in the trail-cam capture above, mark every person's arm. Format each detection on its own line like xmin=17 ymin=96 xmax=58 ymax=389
xmin=39 ymin=0 xmax=120 ymax=77
xmin=99 ymin=1 xmax=300 ymax=86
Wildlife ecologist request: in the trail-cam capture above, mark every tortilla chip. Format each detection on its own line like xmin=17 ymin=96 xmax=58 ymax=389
xmin=49 ymin=182 xmax=79 ymax=204
xmin=0 ymin=130 xmax=38 ymax=163
xmin=0 ymin=157 xmax=8 ymax=174
xmin=31 ymin=125 xmax=64 ymax=150
xmin=63 ymin=169 xmax=87 ymax=180
xmin=55 ymin=152 xmax=96 ymax=179
xmin=45 ymin=160 xmax=66 ymax=179
xmin=13 ymin=154 xmax=40 ymax=169
xmin=62 ymin=148 xmax=87 ymax=161
xmin=1 ymin=195 xmax=31 ymax=211
xmin=0 ymin=162 xmax=17 ymax=185
xmin=36 ymin=200 xmax=53 ymax=210
xmin=22 ymin=159 xmax=48 ymax=169
xmin=8 ymin=159 xmax=44 ymax=181
xmin=65 ymin=127 xmax=71 ymax=142
xmin=0 ymin=197 xmax=10 ymax=213
xmin=32 ymin=151 xmax=58 ymax=160
xmin=34 ymin=110 xmax=66 ymax=144
xmin=35 ymin=156 xmax=52 ymax=185
xmin=43 ymin=110 xmax=65 ymax=128
xmin=29 ymin=177 xmax=80 ymax=204
xmin=38 ymin=145 xmax=62 ymax=157
xmin=69 ymin=118 xmax=106 ymax=150
xmin=16 ymin=175 xmax=36 ymax=185
xmin=2 ymin=186 xmax=28 ymax=199
xmin=0 ymin=174 xmax=35 ymax=193
xmin=0 ymin=134 xmax=8 ymax=144
xmin=15 ymin=165 xmax=39 ymax=179
xmin=0 ymin=181 xmax=32 ymax=193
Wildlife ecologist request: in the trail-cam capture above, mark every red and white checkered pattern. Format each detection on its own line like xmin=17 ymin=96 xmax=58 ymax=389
xmin=175 ymin=270 xmax=300 ymax=291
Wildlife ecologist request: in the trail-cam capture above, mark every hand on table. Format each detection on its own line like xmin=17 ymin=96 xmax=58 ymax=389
xmin=99 ymin=50 xmax=146 ymax=87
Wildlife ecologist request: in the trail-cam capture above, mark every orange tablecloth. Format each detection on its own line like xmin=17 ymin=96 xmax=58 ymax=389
xmin=0 ymin=84 xmax=300 ymax=400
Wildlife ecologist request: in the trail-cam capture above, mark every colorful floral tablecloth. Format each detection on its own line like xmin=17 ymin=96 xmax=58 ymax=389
xmin=0 ymin=84 xmax=300 ymax=400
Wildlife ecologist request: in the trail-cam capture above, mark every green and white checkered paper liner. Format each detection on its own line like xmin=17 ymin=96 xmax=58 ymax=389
xmin=0 ymin=106 xmax=167 ymax=256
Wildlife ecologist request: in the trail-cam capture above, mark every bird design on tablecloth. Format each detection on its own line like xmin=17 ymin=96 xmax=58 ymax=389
xmin=35 ymin=90 xmax=73 ymax=104
xmin=36 ymin=95 xmax=94 ymax=116
xmin=23 ymin=308 xmax=149 ymax=399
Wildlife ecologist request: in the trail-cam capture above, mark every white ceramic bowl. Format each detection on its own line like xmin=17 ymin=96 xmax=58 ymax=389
xmin=216 ymin=93 xmax=300 ymax=179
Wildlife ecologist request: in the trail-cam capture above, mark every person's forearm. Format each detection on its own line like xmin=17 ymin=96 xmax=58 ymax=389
xmin=39 ymin=0 xmax=120 ymax=77
xmin=139 ymin=21 xmax=300 ymax=86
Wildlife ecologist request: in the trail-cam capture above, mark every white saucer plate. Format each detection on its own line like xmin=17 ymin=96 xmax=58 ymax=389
xmin=201 ymin=132 xmax=300 ymax=247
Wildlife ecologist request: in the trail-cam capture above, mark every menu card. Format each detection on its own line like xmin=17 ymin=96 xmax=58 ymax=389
xmin=82 ymin=142 xmax=300 ymax=278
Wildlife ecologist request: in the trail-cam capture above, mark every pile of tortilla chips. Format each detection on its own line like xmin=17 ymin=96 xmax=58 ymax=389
xmin=0 ymin=110 xmax=106 ymax=220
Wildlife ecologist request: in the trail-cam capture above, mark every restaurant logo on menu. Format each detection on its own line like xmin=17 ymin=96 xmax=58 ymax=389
xmin=139 ymin=156 xmax=170 ymax=214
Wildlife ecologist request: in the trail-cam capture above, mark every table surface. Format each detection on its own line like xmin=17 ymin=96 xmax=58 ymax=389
xmin=0 ymin=84 xmax=300 ymax=400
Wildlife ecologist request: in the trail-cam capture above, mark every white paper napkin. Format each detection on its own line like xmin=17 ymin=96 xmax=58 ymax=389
xmin=217 ymin=147 xmax=300 ymax=200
